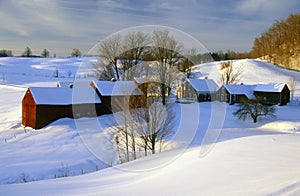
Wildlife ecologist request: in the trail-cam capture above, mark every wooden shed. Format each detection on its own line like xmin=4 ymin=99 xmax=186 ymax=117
xmin=177 ymin=78 xmax=219 ymax=102
xmin=22 ymin=84 xmax=101 ymax=129
xmin=215 ymin=84 xmax=255 ymax=104
xmin=90 ymin=80 xmax=144 ymax=113
xmin=215 ymin=83 xmax=290 ymax=105
xmin=253 ymin=83 xmax=290 ymax=105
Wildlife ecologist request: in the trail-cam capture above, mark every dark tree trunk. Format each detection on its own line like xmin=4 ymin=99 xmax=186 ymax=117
xmin=151 ymin=139 xmax=156 ymax=154
xmin=253 ymin=116 xmax=258 ymax=123
xmin=161 ymin=83 xmax=166 ymax=105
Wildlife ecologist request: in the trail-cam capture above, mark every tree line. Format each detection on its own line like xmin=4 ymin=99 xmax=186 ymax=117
xmin=95 ymin=30 xmax=194 ymax=105
xmin=0 ymin=47 xmax=82 ymax=58
xmin=250 ymin=12 xmax=300 ymax=70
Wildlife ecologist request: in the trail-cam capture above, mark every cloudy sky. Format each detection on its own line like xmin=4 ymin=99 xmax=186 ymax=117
xmin=0 ymin=0 xmax=299 ymax=57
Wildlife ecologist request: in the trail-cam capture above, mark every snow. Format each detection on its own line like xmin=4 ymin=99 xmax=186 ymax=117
xmin=254 ymin=83 xmax=286 ymax=92
xmin=222 ymin=82 xmax=288 ymax=99
xmin=0 ymin=57 xmax=95 ymax=86
xmin=193 ymin=59 xmax=300 ymax=96
xmin=29 ymin=84 xmax=101 ymax=105
xmin=187 ymin=78 xmax=219 ymax=92
xmin=57 ymin=81 xmax=74 ymax=88
xmin=224 ymin=84 xmax=256 ymax=99
xmin=95 ymin=81 xmax=143 ymax=96
xmin=0 ymin=57 xmax=300 ymax=195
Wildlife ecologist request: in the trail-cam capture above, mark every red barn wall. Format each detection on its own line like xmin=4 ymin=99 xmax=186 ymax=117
xmin=22 ymin=89 xmax=36 ymax=128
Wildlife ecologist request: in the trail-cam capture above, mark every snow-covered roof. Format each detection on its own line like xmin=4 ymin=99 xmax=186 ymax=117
xmin=223 ymin=82 xmax=287 ymax=99
xmin=253 ymin=83 xmax=286 ymax=92
xmin=57 ymin=81 xmax=74 ymax=88
xmin=95 ymin=81 xmax=143 ymax=96
xmin=188 ymin=79 xmax=219 ymax=93
xmin=29 ymin=86 xmax=101 ymax=105
xmin=223 ymin=84 xmax=256 ymax=99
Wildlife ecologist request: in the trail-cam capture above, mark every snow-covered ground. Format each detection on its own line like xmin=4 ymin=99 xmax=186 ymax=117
xmin=0 ymin=57 xmax=96 ymax=86
xmin=193 ymin=58 xmax=300 ymax=98
xmin=0 ymin=57 xmax=300 ymax=195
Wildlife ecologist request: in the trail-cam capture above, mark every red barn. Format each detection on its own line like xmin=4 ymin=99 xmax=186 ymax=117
xmin=22 ymin=83 xmax=101 ymax=129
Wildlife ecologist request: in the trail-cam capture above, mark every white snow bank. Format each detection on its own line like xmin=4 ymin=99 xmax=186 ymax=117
xmin=1 ymin=58 xmax=300 ymax=195
xmin=1 ymin=133 xmax=300 ymax=195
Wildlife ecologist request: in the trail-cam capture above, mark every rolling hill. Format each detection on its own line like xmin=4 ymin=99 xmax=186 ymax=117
xmin=0 ymin=57 xmax=299 ymax=195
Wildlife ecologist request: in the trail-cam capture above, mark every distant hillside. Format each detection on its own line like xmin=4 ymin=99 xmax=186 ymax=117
xmin=250 ymin=12 xmax=300 ymax=71
xmin=0 ymin=57 xmax=97 ymax=86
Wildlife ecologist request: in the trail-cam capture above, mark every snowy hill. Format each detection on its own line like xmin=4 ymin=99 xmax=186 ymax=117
xmin=0 ymin=57 xmax=300 ymax=195
xmin=0 ymin=57 xmax=96 ymax=86
xmin=193 ymin=59 xmax=300 ymax=97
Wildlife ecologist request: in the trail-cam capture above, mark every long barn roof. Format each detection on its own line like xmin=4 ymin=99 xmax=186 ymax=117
xmin=188 ymin=79 xmax=219 ymax=93
xmin=29 ymin=85 xmax=101 ymax=105
xmin=94 ymin=81 xmax=143 ymax=96
xmin=253 ymin=83 xmax=286 ymax=92
xmin=223 ymin=83 xmax=288 ymax=99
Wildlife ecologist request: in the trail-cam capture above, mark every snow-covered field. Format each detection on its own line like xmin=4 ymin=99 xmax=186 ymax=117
xmin=0 ymin=57 xmax=300 ymax=195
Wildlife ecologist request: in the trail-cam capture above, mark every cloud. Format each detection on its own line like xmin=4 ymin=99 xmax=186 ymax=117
xmin=0 ymin=0 xmax=299 ymax=56
xmin=235 ymin=0 xmax=300 ymax=20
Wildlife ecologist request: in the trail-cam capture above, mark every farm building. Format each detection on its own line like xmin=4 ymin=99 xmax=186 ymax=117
xmin=253 ymin=83 xmax=290 ymax=105
xmin=215 ymin=83 xmax=290 ymax=105
xmin=22 ymin=82 xmax=102 ymax=129
xmin=133 ymin=77 xmax=168 ymax=98
xmin=22 ymin=80 xmax=146 ymax=129
xmin=90 ymin=80 xmax=144 ymax=113
xmin=176 ymin=78 xmax=219 ymax=102
xmin=215 ymin=84 xmax=255 ymax=104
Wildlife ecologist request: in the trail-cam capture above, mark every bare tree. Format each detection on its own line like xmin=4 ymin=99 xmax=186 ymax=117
xmin=181 ymin=48 xmax=196 ymax=78
xmin=93 ymin=60 xmax=114 ymax=81
xmin=233 ymin=98 xmax=276 ymax=123
xmin=71 ymin=48 xmax=81 ymax=57
xmin=98 ymin=34 xmax=121 ymax=80
xmin=110 ymin=88 xmax=175 ymax=161
xmin=19 ymin=172 xmax=34 ymax=183
xmin=148 ymin=102 xmax=174 ymax=154
xmin=113 ymin=111 xmax=131 ymax=162
xmin=120 ymin=32 xmax=150 ymax=80
xmin=0 ymin=49 xmax=13 ymax=57
xmin=41 ymin=49 xmax=50 ymax=58
xmin=219 ymin=61 xmax=243 ymax=85
xmin=110 ymin=93 xmax=133 ymax=162
xmin=135 ymin=96 xmax=175 ymax=155
xmin=288 ymin=77 xmax=297 ymax=101
xmin=151 ymin=29 xmax=183 ymax=105
xmin=109 ymin=86 xmax=144 ymax=162
xmin=22 ymin=46 xmax=32 ymax=57
xmin=57 ymin=163 xmax=71 ymax=178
